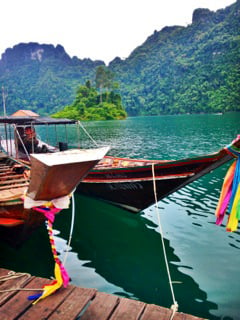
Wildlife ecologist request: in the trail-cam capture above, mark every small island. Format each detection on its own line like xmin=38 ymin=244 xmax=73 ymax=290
xmin=52 ymin=66 xmax=127 ymax=121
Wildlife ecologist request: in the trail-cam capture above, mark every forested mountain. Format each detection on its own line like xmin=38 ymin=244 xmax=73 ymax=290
xmin=0 ymin=44 xmax=104 ymax=115
xmin=109 ymin=0 xmax=240 ymax=115
xmin=0 ymin=0 xmax=239 ymax=116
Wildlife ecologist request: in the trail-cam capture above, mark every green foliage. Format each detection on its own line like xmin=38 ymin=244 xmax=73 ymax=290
xmin=0 ymin=43 xmax=104 ymax=115
xmin=0 ymin=1 xmax=239 ymax=117
xmin=109 ymin=1 xmax=240 ymax=115
xmin=52 ymin=81 xmax=127 ymax=121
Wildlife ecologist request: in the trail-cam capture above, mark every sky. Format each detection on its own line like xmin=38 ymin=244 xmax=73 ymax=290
xmin=1 ymin=0 xmax=236 ymax=64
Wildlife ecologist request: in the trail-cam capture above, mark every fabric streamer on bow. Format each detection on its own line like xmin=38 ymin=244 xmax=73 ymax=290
xmin=215 ymin=139 xmax=240 ymax=232
xmin=28 ymin=203 xmax=70 ymax=304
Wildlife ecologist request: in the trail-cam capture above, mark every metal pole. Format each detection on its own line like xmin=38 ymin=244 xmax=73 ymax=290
xmin=9 ymin=124 xmax=12 ymax=156
xmin=2 ymin=86 xmax=7 ymax=116
xmin=65 ymin=124 xmax=68 ymax=143
xmin=54 ymin=124 xmax=58 ymax=146
xmin=4 ymin=123 xmax=8 ymax=155
xmin=2 ymin=87 xmax=8 ymax=154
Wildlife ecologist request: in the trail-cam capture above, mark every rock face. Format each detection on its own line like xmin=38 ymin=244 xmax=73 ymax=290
xmin=192 ymin=8 xmax=214 ymax=24
xmin=0 ymin=43 xmax=72 ymax=68
xmin=0 ymin=42 xmax=105 ymax=115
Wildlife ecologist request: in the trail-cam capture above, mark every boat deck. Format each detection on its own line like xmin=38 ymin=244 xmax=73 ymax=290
xmin=95 ymin=156 xmax=169 ymax=170
xmin=0 ymin=154 xmax=29 ymax=204
xmin=0 ymin=268 xmax=205 ymax=319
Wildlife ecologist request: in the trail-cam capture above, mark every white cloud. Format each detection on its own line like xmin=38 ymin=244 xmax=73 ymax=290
xmin=0 ymin=0 xmax=235 ymax=64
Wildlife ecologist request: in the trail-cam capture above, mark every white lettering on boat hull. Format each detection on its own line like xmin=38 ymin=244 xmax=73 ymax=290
xmin=108 ymin=182 xmax=143 ymax=191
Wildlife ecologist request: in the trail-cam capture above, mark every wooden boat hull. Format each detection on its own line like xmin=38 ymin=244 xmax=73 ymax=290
xmin=0 ymin=204 xmax=45 ymax=247
xmin=0 ymin=153 xmax=43 ymax=246
xmin=77 ymin=177 xmax=194 ymax=212
xmin=78 ymin=148 xmax=234 ymax=212
xmin=0 ymin=147 xmax=109 ymax=246
xmin=27 ymin=147 xmax=109 ymax=200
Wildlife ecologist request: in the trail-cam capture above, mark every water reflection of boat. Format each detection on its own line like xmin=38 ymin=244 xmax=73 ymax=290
xmin=78 ymin=136 xmax=240 ymax=213
xmin=0 ymin=115 xmax=109 ymax=246
xmin=53 ymin=193 xmax=217 ymax=319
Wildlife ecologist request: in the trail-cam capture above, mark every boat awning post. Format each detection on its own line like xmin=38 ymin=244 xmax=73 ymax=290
xmin=46 ymin=124 xmax=49 ymax=146
xmin=76 ymin=122 xmax=81 ymax=148
xmin=54 ymin=124 xmax=58 ymax=147
xmin=31 ymin=122 xmax=35 ymax=154
xmin=64 ymin=124 xmax=68 ymax=144
xmin=4 ymin=123 xmax=8 ymax=155
xmin=8 ymin=124 xmax=13 ymax=156
xmin=13 ymin=125 xmax=19 ymax=159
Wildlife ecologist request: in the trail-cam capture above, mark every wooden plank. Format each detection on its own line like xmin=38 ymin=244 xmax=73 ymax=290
xmin=0 ymin=174 xmax=24 ymax=180
xmin=0 ymin=171 xmax=12 ymax=177
xmin=0 ymin=186 xmax=26 ymax=196
xmin=18 ymin=284 xmax=75 ymax=320
xmin=140 ymin=304 xmax=173 ymax=320
xmin=48 ymin=287 xmax=97 ymax=320
xmin=81 ymin=291 xmax=119 ymax=320
xmin=0 ymin=178 xmax=28 ymax=186
xmin=110 ymin=297 xmax=146 ymax=320
xmin=172 ymin=313 xmax=186 ymax=320
xmin=0 ymin=277 xmax=46 ymax=320
xmin=0 ymin=182 xmax=29 ymax=190
xmin=0 ymin=187 xmax=26 ymax=201
xmin=0 ymin=268 xmax=11 ymax=276
xmin=0 ymin=168 xmax=11 ymax=173
xmin=175 ymin=313 xmax=206 ymax=320
xmin=0 ymin=269 xmax=31 ymax=306
xmin=0 ymin=269 xmax=206 ymax=320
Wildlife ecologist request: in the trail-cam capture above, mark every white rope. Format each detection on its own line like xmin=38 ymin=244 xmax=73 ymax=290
xmin=0 ymin=271 xmax=30 ymax=282
xmin=62 ymin=191 xmax=76 ymax=266
xmin=0 ymin=271 xmax=43 ymax=293
xmin=151 ymin=163 xmax=178 ymax=319
xmin=77 ymin=121 xmax=99 ymax=147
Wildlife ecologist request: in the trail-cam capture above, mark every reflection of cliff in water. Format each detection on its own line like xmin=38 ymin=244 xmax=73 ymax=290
xmin=54 ymin=194 xmax=217 ymax=319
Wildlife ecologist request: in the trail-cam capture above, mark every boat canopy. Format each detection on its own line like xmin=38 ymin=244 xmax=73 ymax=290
xmin=0 ymin=116 xmax=77 ymax=125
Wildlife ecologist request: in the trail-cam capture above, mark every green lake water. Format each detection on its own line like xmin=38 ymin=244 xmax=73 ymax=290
xmin=1 ymin=112 xmax=240 ymax=319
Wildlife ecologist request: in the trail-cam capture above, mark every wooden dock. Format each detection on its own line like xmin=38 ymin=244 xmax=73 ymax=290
xmin=0 ymin=268 xmax=205 ymax=320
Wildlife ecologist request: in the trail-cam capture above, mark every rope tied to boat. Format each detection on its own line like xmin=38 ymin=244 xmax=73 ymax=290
xmin=0 ymin=271 xmax=43 ymax=293
xmin=215 ymin=137 xmax=240 ymax=232
xmin=63 ymin=191 xmax=75 ymax=266
xmin=151 ymin=163 xmax=178 ymax=319
xmin=0 ymin=271 xmax=30 ymax=282
xmin=77 ymin=121 xmax=99 ymax=147
xmin=224 ymin=135 xmax=240 ymax=158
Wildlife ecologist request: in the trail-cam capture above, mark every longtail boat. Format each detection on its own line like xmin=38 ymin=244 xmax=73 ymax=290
xmin=0 ymin=115 xmax=109 ymax=246
xmin=78 ymin=136 xmax=240 ymax=213
xmin=1 ymin=112 xmax=239 ymax=216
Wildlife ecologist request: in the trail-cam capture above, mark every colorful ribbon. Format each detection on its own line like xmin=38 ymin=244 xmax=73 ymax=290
xmin=215 ymin=142 xmax=240 ymax=232
xmin=28 ymin=202 xmax=70 ymax=303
